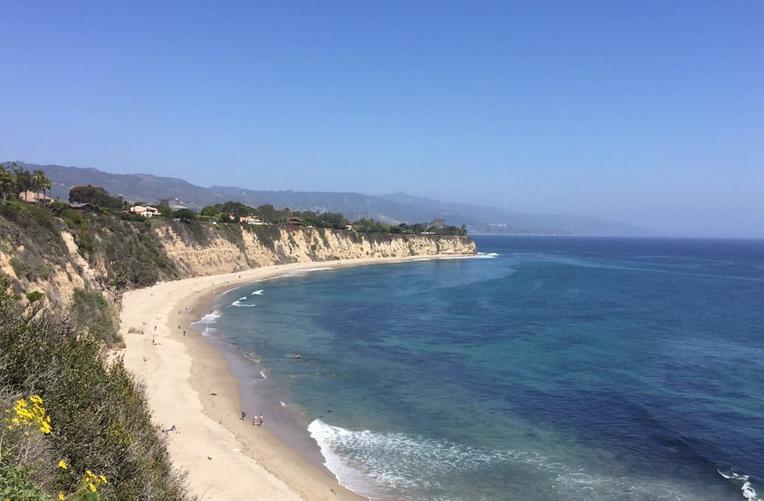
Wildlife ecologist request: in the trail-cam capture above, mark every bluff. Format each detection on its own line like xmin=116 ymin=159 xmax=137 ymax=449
xmin=0 ymin=202 xmax=475 ymax=342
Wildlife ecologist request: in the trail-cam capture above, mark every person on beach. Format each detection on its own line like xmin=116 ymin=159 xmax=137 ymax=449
xmin=259 ymin=414 xmax=264 ymax=426
xmin=240 ymin=411 xmax=246 ymax=420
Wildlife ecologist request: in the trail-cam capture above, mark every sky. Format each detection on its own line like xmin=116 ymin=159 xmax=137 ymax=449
xmin=1 ymin=1 xmax=762 ymax=237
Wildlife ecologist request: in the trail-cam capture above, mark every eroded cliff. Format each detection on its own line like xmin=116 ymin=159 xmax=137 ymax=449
xmin=0 ymin=203 xmax=476 ymax=335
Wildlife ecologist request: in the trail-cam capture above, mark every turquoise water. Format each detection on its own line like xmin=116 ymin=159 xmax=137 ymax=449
xmin=206 ymin=237 xmax=764 ymax=500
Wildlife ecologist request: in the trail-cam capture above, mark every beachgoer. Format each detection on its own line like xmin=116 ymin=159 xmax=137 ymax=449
xmin=183 ymin=330 xmax=186 ymax=336
xmin=259 ymin=414 xmax=264 ymax=426
xmin=240 ymin=411 xmax=246 ymax=420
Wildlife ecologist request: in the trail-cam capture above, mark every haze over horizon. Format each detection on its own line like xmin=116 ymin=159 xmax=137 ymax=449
xmin=1 ymin=2 xmax=762 ymax=238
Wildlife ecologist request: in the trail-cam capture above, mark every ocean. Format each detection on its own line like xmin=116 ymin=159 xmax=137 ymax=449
xmin=200 ymin=236 xmax=764 ymax=501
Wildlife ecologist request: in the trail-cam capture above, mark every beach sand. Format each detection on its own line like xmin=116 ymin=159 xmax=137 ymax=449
xmin=120 ymin=256 xmax=465 ymax=500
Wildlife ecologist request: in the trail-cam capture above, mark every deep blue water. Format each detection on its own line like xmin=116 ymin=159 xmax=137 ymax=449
xmin=209 ymin=237 xmax=764 ymax=500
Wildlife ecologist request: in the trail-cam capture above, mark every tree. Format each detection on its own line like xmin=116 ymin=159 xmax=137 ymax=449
xmin=172 ymin=208 xmax=197 ymax=222
xmin=200 ymin=205 xmax=222 ymax=218
xmin=31 ymin=170 xmax=52 ymax=203
xmin=69 ymin=185 xmax=124 ymax=209
xmin=10 ymin=163 xmax=33 ymax=194
xmin=157 ymin=199 xmax=173 ymax=217
xmin=0 ymin=166 xmax=17 ymax=202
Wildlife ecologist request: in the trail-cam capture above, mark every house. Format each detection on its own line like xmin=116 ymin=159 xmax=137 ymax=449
xmin=129 ymin=205 xmax=159 ymax=217
xmin=239 ymin=215 xmax=267 ymax=225
xmin=18 ymin=191 xmax=53 ymax=204
xmin=287 ymin=216 xmax=305 ymax=227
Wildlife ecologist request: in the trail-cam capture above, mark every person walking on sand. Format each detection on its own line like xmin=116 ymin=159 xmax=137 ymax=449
xmin=240 ymin=411 xmax=246 ymax=420
xmin=259 ymin=414 xmax=264 ymax=426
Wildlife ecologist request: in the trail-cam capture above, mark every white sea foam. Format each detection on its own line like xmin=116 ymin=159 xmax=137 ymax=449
xmin=251 ymin=289 xmax=264 ymax=296
xmin=719 ymin=470 xmax=762 ymax=501
xmin=200 ymin=327 xmax=217 ymax=337
xmin=308 ymin=419 xmax=701 ymax=500
xmin=474 ymin=252 xmax=500 ymax=259
xmin=231 ymin=296 xmax=256 ymax=307
xmin=195 ymin=310 xmax=221 ymax=324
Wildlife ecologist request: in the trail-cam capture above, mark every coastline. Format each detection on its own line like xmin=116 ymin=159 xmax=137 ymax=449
xmin=120 ymin=255 xmax=471 ymax=500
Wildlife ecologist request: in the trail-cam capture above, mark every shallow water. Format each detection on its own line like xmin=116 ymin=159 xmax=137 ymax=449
xmin=206 ymin=237 xmax=764 ymax=500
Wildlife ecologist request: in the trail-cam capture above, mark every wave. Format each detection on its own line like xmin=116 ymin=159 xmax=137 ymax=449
xmin=251 ymin=289 xmax=264 ymax=296
xmin=308 ymin=420 xmax=702 ymax=500
xmin=475 ymin=252 xmax=500 ymax=259
xmin=200 ymin=327 xmax=216 ymax=337
xmin=718 ymin=470 xmax=761 ymax=501
xmin=195 ymin=310 xmax=221 ymax=325
xmin=232 ymin=296 xmax=256 ymax=307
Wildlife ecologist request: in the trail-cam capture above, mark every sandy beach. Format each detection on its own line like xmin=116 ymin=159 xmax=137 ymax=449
xmin=120 ymin=255 xmax=466 ymax=500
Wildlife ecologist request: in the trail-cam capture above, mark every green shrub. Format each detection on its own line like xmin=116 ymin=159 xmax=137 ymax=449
xmin=0 ymin=465 xmax=48 ymax=501
xmin=25 ymin=291 xmax=44 ymax=303
xmin=0 ymin=289 xmax=190 ymax=500
xmin=70 ymin=289 xmax=119 ymax=345
xmin=10 ymin=252 xmax=50 ymax=282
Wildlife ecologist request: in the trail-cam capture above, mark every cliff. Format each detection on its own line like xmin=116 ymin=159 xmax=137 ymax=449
xmin=0 ymin=203 xmax=475 ymax=341
xmin=157 ymin=223 xmax=475 ymax=276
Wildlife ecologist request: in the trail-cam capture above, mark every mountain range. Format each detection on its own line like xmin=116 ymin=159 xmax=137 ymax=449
xmin=26 ymin=162 xmax=647 ymax=236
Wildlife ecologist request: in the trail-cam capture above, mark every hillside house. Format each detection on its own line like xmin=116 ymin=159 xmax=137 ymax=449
xmin=129 ymin=205 xmax=159 ymax=217
xmin=18 ymin=191 xmax=53 ymax=204
xmin=240 ymin=215 xmax=267 ymax=225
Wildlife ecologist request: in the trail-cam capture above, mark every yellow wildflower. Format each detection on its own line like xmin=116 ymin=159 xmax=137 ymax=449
xmin=58 ymin=459 xmax=68 ymax=470
xmin=58 ymin=492 xmax=66 ymax=501
xmin=83 ymin=469 xmax=107 ymax=493
xmin=5 ymin=395 xmax=51 ymax=434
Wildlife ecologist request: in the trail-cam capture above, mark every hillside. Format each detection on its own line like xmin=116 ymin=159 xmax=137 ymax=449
xmin=0 ymin=202 xmax=474 ymax=317
xmin=26 ymin=162 xmax=647 ymax=236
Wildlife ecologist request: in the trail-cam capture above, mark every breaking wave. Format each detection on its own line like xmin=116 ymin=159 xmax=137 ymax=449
xmin=232 ymin=296 xmax=256 ymax=307
xmin=719 ymin=470 xmax=762 ymax=501
xmin=474 ymin=252 xmax=500 ymax=259
xmin=195 ymin=310 xmax=221 ymax=324
xmin=251 ymin=289 xmax=264 ymax=296
xmin=308 ymin=420 xmax=700 ymax=500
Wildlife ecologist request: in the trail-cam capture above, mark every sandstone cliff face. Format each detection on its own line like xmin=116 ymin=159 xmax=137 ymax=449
xmin=0 ymin=207 xmax=476 ymax=310
xmin=155 ymin=225 xmax=477 ymax=277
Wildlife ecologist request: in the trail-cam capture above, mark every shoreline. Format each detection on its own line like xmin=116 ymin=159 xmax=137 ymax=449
xmin=120 ymin=255 xmax=473 ymax=500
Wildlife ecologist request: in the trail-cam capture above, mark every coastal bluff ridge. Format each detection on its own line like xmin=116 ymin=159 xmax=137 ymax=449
xmin=0 ymin=201 xmax=476 ymax=337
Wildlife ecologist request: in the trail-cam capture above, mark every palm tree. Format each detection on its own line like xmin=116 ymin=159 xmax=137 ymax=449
xmin=32 ymin=170 xmax=52 ymax=204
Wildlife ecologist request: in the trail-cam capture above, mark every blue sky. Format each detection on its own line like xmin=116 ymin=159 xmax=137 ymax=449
xmin=1 ymin=1 xmax=762 ymax=236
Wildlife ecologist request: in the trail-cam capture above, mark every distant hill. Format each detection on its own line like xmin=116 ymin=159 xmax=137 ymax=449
xmin=20 ymin=162 xmax=647 ymax=236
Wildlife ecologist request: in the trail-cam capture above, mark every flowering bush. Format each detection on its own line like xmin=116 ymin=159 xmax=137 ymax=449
xmin=4 ymin=395 xmax=51 ymax=435
xmin=0 ymin=284 xmax=188 ymax=499
xmin=1 ymin=394 xmax=107 ymax=500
